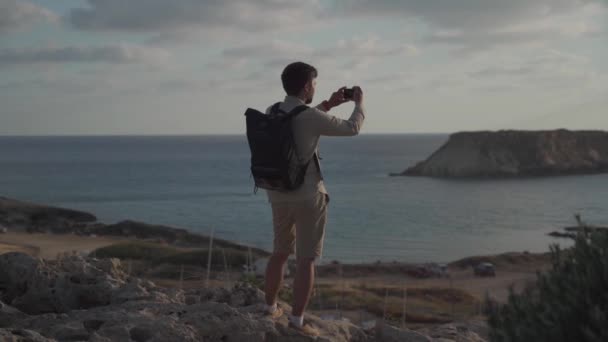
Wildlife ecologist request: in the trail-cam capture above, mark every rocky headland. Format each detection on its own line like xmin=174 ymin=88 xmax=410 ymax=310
xmin=393 ymin=129 xmax=608 ymax=178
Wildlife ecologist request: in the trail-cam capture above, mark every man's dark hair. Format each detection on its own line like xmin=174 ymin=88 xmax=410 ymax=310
xmin=281 ymin=62 xmax=317 ymax=96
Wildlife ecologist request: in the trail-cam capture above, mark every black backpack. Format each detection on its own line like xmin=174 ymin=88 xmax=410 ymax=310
xmin=245 ymin=102 xmax=318 ymax=193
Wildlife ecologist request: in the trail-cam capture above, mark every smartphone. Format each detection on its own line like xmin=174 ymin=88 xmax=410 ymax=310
xmin=343 ymin=88 xmax=354 ymax=99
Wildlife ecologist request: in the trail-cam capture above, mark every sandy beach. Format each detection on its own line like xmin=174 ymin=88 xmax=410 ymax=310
xmin=0 ymin=231 xmax=133 ymax=260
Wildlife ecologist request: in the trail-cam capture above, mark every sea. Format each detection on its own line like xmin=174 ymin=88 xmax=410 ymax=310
xmin=1 ymin=134 xmax=606 ymax=263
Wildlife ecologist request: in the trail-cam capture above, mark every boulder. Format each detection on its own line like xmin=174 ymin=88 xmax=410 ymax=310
xmin=0 ymin=328 xmax=57 ymax=342
xmin=375 ymin=321 xmax=431 ymax=342
xmin=0 ymin=252 xmax=127 ymax=314
xmin=417 ymin=322 xmax=487 ymax=342
xmin=0 ymin=300 xmax=27 ymax=328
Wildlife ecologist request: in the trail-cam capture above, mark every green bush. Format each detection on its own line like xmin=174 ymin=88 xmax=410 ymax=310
xmin=92 ymin=241 xmax=179 ymax=260
xmin=489 ymin=231 xmax=608 ymax=342
xmin=92 ymin=242 xmax=250 ymax=269
xmin=158 ymin=248 xmax=247 ymax=268
xmin=239 ymin=273 xmax=264 ymax=289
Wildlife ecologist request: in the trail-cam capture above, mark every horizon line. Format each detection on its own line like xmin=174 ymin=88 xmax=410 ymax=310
xmin=0 ymin=132 xmax=453 ymax=137
xmin=0 ymin=127 xmax=600 ymax=137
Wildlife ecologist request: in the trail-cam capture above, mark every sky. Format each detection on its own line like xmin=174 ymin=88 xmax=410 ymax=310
xmin=0 ymin=0 xmax=607 ymax=135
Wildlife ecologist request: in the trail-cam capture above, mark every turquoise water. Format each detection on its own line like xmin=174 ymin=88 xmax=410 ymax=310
xmin=1 ymin=135 xmax=605 ymax=263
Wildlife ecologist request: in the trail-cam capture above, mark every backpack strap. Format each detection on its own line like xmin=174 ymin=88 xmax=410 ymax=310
xmin=272 ymin=103 xmax=323 ymax=177
xmin=285 ymin=105 xmax=323 ymax=178
xmin=270 ymin=103 xmax=308 ymax=117
xmin=269 ymin=102 xmax=283 ymax=116
xmin=285 ymin=105 xmax=309 ymax=118
xmin=313 ymin=152 xmax=323 ymax=180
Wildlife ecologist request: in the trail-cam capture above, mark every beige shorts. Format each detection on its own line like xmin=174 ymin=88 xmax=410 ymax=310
xmin=271 ymin=192 xmax=329 ymax=260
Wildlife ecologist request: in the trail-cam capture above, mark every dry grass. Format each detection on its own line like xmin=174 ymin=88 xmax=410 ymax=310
xmin=310 ymin=282 xmax=479 ymax=324
xmin=91 ymin=241 xmax=256 ymax=270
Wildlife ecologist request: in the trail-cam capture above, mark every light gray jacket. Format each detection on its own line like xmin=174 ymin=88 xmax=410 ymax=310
xmin=265 ymin=95 xmax=366 ymax=203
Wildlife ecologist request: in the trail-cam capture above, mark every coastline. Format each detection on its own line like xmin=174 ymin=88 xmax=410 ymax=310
xmin=1 ymin=195 xmax=553 ymax=308
xmin=0 ymin=194 xmax=559 ymax=341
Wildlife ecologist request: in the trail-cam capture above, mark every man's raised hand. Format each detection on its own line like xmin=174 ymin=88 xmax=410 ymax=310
xmin=327 ymin=86 xmax=350 ymax=109
xmin=352 ymin=86 xmax=363 ymax=106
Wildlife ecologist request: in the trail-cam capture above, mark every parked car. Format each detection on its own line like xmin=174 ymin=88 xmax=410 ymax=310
xmin=474 ymin=262 xmax=496 ymax=277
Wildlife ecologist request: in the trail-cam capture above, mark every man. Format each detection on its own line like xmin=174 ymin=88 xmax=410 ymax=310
xmin=263 ymin=61 xmax=365 ymax=337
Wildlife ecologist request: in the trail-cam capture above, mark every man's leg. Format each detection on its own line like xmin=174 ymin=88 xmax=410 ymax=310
xmin=292 ymin=257 xmax=315 ymax=316
xmin=291 ymin=192 xmax=327 ymax=326
xmin=264 ymin=252 xmax=289 ymax=306
xmin=265 ymin=202 xmax=295 ymax=312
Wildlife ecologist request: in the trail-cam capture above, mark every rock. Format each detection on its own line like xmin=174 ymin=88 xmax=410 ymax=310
xmin=0 ymin=300 xmax=27 ymax=328
xmin=372 ymin=320 xmax=488 ymax=342
xmin=111 ymin=278 xmax=184 ymax=305
xmin=375 ymin=321 xmax=431 ymax=342
xmin=0 ymin=252 xmax=127 ymax=314
xmin=0 ymin=252 xmax=41 ymax=303
xmin=0 ymin=328 xmax=57 ymax=341
xmin=416 ymin=321 xmax=488 ymax=342
xmin=395 ymin=130 xmax=608 ymax=178
xmin=1 ymin=252 xmax=371 ymax=342
xmin=184 ymin=295 xmax=198 ymax=305
xmin=199 ymin=282 xmax=266 ymax=307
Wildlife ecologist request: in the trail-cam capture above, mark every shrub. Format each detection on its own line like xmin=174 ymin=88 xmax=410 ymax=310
xmin=489 ymin=231 xmax=608 ymax=342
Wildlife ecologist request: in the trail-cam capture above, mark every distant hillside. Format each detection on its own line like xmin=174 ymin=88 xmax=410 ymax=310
xmin=0 ymin=196 xmax=269 ymax=256
xmin=394 ymin=129 xmax=608 ymax=178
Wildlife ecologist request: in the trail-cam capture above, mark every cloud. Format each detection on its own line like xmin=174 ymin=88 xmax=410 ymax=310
xmin=0 ymin=0 xmax=57 ymax=33
xmin=424 ymin=29 xmax=557 ymax=54
xmin=221 ymin=40 xmax=314 ymax=61
xmin=205 ymin=40 xmax=314 ymax=72
xmin=464 ymin=49 xmax=596 ymax=93
xmin=336 ymin=0 xmax=597 ymax=30
xmin=335 ymin=0 xmax=606 ymax=52
xmin=63 ymin=1 xmax=606 ymax=53
xmin=67 ymin=0 xmax=325 ymax=32
xmin=317 ymin=36 xmax=418 ymax=59
xmin=469 ymin=50 xmax=590 ymax=78
xmin=0 ymin=78 xmax=105 ymax=94
xmin=0 ymin=44 xmax=170 ymax=68
xmin=212 ymin=36 xmax=417 ymax=74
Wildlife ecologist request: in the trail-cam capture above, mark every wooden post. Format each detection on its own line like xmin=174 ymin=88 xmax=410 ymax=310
xmin=450 ymin=276 xmax=455 ymax=319
xmin=206 ymin=227 xmax=215 ymax=288
xmin=401 ymin=282 xmax=407 ymax=328
xmin=245 ymin=247 xmax=249 ymax=273
xmin=179 ymin=264 xmax=184 ymax=290
xmin=383 ymin=287 xmax=388 ymax=322
xmin=221 ymin=248 xmax=228 ymax=281
xmin=247 ymin=247 xmax=253 ymax=273
xmin=339 ymin=263 xmax=344 ymax=319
